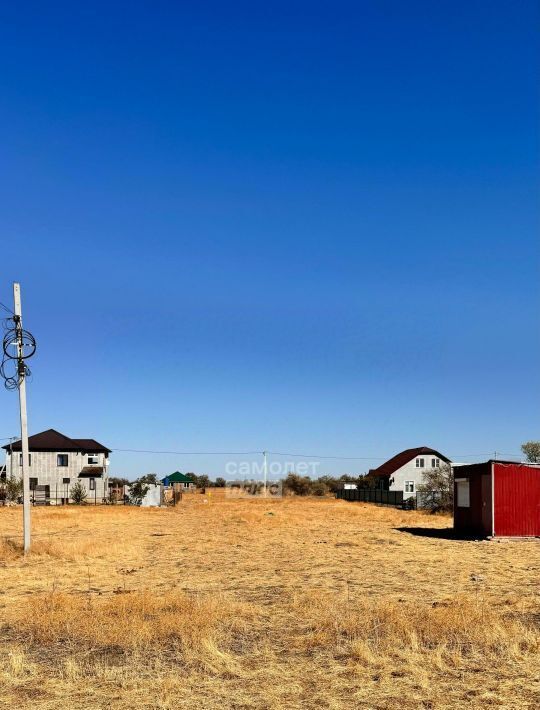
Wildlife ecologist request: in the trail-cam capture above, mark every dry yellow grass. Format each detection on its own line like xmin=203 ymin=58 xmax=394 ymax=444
xmin=0 ymin=494 xmax=539 ymax=709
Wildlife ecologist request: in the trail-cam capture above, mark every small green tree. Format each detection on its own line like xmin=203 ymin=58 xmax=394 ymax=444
xmin=183 ymin=472 xmax=211 ymax=489
xmin=197 ymin=474 xmax=210 ymax=490
xmin=128 ymin=478 xmax=150 ymax=505
xmin=283 ymin=473 xmax=313 ymax=496
xmin=357 ymin=473 xmax=377 ymax=489
xmin=521 ymin=441 xmax=540 ymax=463
xmin=417 ymin=463 xmax=453 ymax=512
xmin=5 ymin=477 xmax=23 ymax=503
xmin=70 ymin=480 xmax=88 ymax=505
xmin=311 ymin=480 xmax=329 ymax=496
xmin=214 ymin=477 xmax=226 ymax=488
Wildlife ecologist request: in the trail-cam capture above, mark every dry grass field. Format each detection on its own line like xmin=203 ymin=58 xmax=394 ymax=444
xmin=0 ymin=493 xmax=539 ymax=709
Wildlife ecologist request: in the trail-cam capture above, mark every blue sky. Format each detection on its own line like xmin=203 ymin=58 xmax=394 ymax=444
xmin=0 ymin=1 xmax=538 ymax=478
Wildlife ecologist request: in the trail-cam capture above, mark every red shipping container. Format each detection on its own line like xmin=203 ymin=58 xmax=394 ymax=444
xmin=454 ymin=461 xmax=540 ymax=537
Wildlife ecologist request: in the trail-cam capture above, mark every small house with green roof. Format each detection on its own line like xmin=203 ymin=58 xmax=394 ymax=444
xmin=161 ymin=471 xmax=195 ymax=491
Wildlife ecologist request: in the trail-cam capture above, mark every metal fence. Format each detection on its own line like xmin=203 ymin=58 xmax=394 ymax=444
xmin=336 ymin=488 xmax=405 ymax=507
xmin=337 ymin=488 xmax=448 ymax=510
xmin=0 ymin=488 xmax=125 ymax=506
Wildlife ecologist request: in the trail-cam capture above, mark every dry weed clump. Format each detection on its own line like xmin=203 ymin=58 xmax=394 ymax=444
xmin=29 ymin=538 xmax=102 ymax=560
xmin=290 ymin=590 xmax=540 ymax=665
xmin=11 ymin=589 xmax=254 ymax=674
xmin=0 ymin=535 xmax=101 ymax=562
xmin=0 ymin=536 xmax=22 ymax=561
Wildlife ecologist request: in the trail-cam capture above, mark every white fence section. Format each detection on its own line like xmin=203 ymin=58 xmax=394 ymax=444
xmin=140 ymin=483 xmax=162 ymax=507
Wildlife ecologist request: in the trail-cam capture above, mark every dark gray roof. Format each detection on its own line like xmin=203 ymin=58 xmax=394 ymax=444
xmin=2 ymin=429 xmax=111 ymax=453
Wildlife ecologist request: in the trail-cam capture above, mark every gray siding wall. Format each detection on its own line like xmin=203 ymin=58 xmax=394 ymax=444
xmin=5 ymin=450 xmax=109 ymax=501
xmin=389 ymin=455 xmax=443 ymax=499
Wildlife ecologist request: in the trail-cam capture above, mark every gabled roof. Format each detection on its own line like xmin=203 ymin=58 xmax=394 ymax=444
xmin=368 ymin=447 xmax=450 ymax=478
xmin=162 ymin=471 xmax=193 ymax=484
xmin=2 ymin=429 xmax=111 ymax=453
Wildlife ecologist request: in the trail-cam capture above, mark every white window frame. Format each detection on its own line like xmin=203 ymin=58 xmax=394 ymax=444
xmin=456 ymin=479 xmax=470 ymax=508
xmin=404 ymin=480 xmax=415 ymax=493
xmin=431 ymin=458 xmax=440 ymax=468
xmin=87 ymin=454 xmax=99 ymax=465
xmin=19 ymin=453 xmax=31 ymax=466
xmin=415 ymin=458 xmax=425 ymax=468
xmin=89 ymin=478 xmax=96 ymax=491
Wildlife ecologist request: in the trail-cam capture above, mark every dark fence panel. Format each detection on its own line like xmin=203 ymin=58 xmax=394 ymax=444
xmin=336 ymin=488 xmax=405 ymax=507
xmin=0 ymin=494 xmax=121 ymax=506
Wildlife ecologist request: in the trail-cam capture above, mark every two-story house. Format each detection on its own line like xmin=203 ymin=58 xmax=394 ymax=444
xmin=2 ymin=429 xmax=111 ymax=503
xmin=368 ymin=446 xmax=451 ymax=499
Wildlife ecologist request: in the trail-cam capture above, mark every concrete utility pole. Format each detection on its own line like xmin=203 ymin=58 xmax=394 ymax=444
xmin=263 ymin=450 xmax=268 ymax=497
xmin=13 ymin=283 xmax=31 ymax=553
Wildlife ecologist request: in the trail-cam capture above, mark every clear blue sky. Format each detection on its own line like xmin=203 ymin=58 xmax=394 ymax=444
xmin=0 ymin=1 xmax=538 ymax=479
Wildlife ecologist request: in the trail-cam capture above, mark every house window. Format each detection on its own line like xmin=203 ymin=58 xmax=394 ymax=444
xmin=89 ymin=478 xmax=96 ymax=491
xmin=431 ymin=458 xmax=440 ymax=468
xmin=415 ymin=458 xmax=425 ymax=468
xmin=88 ymin=455 xmax=99 ymax=465
xmin=456 ymin=479 xmax=470 ymax=508
xmin=63 ymin=477 xmax=70 ymax=485
xmin=19 ymin=454 xmax=31 ymax=466
xmin=29 ymin=477 xmax=38 ymax=490
xmin=405 ymin=481 xmax=415 ymax=493
xmin=57 ymin=454 xmax=69 ymax=467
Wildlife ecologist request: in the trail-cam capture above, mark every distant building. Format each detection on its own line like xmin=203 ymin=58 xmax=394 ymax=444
xmin=2 ymin=429 xmax=111 ymax=504
xmin=368 ymin=446 xmax=451 ymax=499
xmin=161 ymin=471 xmax=196 ymax=491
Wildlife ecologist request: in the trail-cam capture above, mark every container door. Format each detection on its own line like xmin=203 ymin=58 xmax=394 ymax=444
xmin=494 ymin=464 xmax=540 ymax=537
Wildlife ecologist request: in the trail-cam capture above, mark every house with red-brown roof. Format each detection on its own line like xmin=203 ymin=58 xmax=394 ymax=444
xmin=2 ymin=429 xmax=111 ymax=504
xmin=368 ymin=446 xmax=451 ymax=499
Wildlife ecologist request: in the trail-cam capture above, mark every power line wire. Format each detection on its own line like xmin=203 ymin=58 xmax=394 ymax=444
xmin=267 ymin=451 xmax=385 ymax=460
xmin=268 ymin=450 xmax=523 ymax=459
xmin=110 ymin=447 xmax=523 ymax=460
xmin=0 ymin=301 xmax=14 ymax=315
xmin=112 ymin=448 xmax=264 ymax=455
xmin=111 ymin=448 xmax=385 ymax=459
